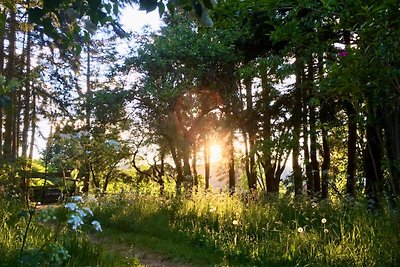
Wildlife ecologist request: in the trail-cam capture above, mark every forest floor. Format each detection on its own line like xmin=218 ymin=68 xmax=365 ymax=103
xmin=90 ymin=233 xmax=194 ymax=267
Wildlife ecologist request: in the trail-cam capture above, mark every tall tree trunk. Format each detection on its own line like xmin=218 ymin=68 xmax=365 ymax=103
xmin=244 ymin=77 xmax=257 ymax=190
xmin=260 ymin=75 xmax=276 ymax=194
xmin=365 ymin=122 xmax=384 ymax=208
xmin=227 ymin=127 xmax=235 ymax=194
xmin=182 ymin=136 xmax=192 ymax=189
xmin=320 ymin=126 xmax=330 ymax=199
xmin=204 ymin=134 xmax=210 ymax=190
xmin=318 ymin=55 xmax=330 ymax=199
xmin=0 ymin=20 xmax=4 ymax=157
xmin=384 ymin=104 xmax=400 ymax=197
xmin=170 ymin=145 xmax=184 ymax=194
xmin=292 ymin=55 xmax=303 ymax=196
xmin=4 ymin=8 xmax=16 ymax=159
xmin=345 ymin=101 xmax=357 ymax=197
xmin=28 ymin=87 xmax=36 ymax=167
xmin=158 ymin=148 xmax=165 ymax=196
xmin=22 ymin=27 xmax=31 ymax=158
xmin=192 ymin=140 xmax=198 ymax=188
xmin=308 ymin=60 xmax=320 ymax=196
xmin=83 ymin=42 xmax=91 ymax=194
xmin=303 ymin=88 xmax=312 ymax=196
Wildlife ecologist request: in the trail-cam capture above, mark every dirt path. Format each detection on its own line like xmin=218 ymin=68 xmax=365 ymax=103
xmin=90 ymin=234 xmax=194 ymax=267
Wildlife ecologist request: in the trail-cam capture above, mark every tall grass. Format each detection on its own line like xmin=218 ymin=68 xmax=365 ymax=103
xmin=93 ymin=190 xmax=400 ymax=266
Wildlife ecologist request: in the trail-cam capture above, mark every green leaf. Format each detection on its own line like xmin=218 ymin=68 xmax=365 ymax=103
xmin=18 ymin=210 xmax=30 ymax=218
xmin=139 ymin=0 xmax=158 ymax=13
xmin=202 ymin=0 xmax=214 ymax=10
xmin=193 ymin=2 xmax=203 ymax=18
xmin=158 ymin=2 xmax=165 ymax=17
xmin=0 ymin=12 xmax=5 ymax=35
xmin=166 ymin=2 xmax=175 ymax=15
xmin=113 ymin=3 xmax=119 ymax=16
xmin=43 ymin=0 xmax=63 ymax=11
xmin=104 ymin=3 xmax=112 ymax=13
xmin=28 ymin=8 xmax=45 ymax=24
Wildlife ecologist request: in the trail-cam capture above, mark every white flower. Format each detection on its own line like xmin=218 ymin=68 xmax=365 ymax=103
xmin=76 ymin=209 xmax=87 ymax=217
xmin=324 ymin=228 xmax=329 ymax=234
xmin=321 ymin=218 xmax=327 ymax=224
xmin=68 ymin=214 xmax=84 ymax=230
xmin=64 ymin=203 xmax=77 ymax=211
xmin=91 ymin=220 xmax=102 ymax=232
xmin=209 ymin=207 xmax=217 ymax=213
xmin=71 ymin=196 xmax=83 ymax=202
xmin=59 ymin=133 xmax=72 ymax=140
xmin=83 ymin=207 xmax=93 ymax=216
xmin=297 ymin=227 xmax=304 ymax=233
xmin=232 ymin=220 xmax=239 ymax=225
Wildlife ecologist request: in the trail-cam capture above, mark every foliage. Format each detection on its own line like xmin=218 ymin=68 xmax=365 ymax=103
xmin=0 ymin=197 xmax=138 ymax=266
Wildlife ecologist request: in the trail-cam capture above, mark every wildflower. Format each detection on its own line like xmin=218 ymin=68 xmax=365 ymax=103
xmin=105 ymin=139 xmax=120 ymax=149
xmin=83 ymin=207 xmax=93 ymax=216
xmin=324 ymin=228 xmax=329 ymax=234
xmin=297 ymin=227 xmax=304 ymax=233
xmin=64 ymin=203 xmax=77 ymax=211
xmin=209 ymin=207 xmax=217 ymax=213
xmin=91 ymin=220 xmax=102 ymax=232
xmin=71 ymin=196 xmax=83 ymax=202
xmin=68 ymin=214 xmax=84 ymax=230
xmin=76 ymin=209 xmax=87 ymax=217
xmin=338 ymin=50 xmax=348 ymax=57
xmin=232 ymin=220 xmax=239 ymax=225
xmin=321 ymin=218 xmax=327 ymax=224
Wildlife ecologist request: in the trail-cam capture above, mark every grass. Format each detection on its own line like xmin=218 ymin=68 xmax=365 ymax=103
xmin=1 ymin=188 xmax=399 ymax=266
xmin=91 ymin=190 xmax=400 ymax=266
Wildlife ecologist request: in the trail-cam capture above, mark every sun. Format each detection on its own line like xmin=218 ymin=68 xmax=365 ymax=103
xmin=209 ymin=144 xmax=222 ymax=163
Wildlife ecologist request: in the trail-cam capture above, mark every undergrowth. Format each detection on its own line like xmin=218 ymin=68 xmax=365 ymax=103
xmin=0 ymin=197 xmax=140 ymax=267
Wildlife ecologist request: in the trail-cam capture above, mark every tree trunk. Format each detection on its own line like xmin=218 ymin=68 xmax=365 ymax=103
xmin=227 ymin=128 xmax=235 ymax=194
xmin=192 ymin=140 xmax=198 ymax=187
xmin=22 ymin=27 xmax=31 ymax=158
xmin=204 ymin=134 xmax=210 ymax=190
xmin=3 ymin=8 xmax=16 ymax=159
xmin=170 ymin=144 xmax=184 ymax=194
xmin=0 ymin=23 xmax=4 ymax=156
xmin=365 ymin=122 xmax=384 ymax=208
xmin=244 ymin=77 xmax=257 ymax=190
xmin=308 ymin=60 xmax=320 ymax=196
xmin=384 ymin=105 xmax=400 ymax=197
xmin=27 ymin=86 xmax=36 ymax=167
xmin=345 ymin=101 xmax=357 ymax=197
xmin=83 ymin=42 xmax=91 ymax=194
xmin=292 ymin=55 xmax=303 ymax=196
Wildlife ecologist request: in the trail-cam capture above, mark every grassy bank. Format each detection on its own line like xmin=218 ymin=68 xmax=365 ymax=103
xmin=92 ymin=191 xmax=400 ymax=266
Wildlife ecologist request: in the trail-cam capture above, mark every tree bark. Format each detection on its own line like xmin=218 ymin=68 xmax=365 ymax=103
xmin=365 ymin=122 xmax=384 ymax=208
xmin=345 ymin=101 xmax=357 ymax=197
xmin=22 ymin=27 xmax=32 ymax=158
xmin=204 ymin=134 xmax=210 ymax=190
xmin=227 ymin=128 xmax=235 ymax=194
xmin=3 ymin=8 xmax=16 ymax=159
xmin=292 ymin=55 xmax=303 ymax=196
xmin=244 ymin=77 xmax=257 ymax=190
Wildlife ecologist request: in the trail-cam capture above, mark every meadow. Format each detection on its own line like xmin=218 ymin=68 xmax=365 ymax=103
xmin=1 ymin=184 xmax=399 ymax=267
xmin=91 ymin=188 xmax=400 ymax=267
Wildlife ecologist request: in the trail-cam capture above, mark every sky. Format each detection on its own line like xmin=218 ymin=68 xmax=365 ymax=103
xmin=120 ymin=5 xmax=162 ymax=32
